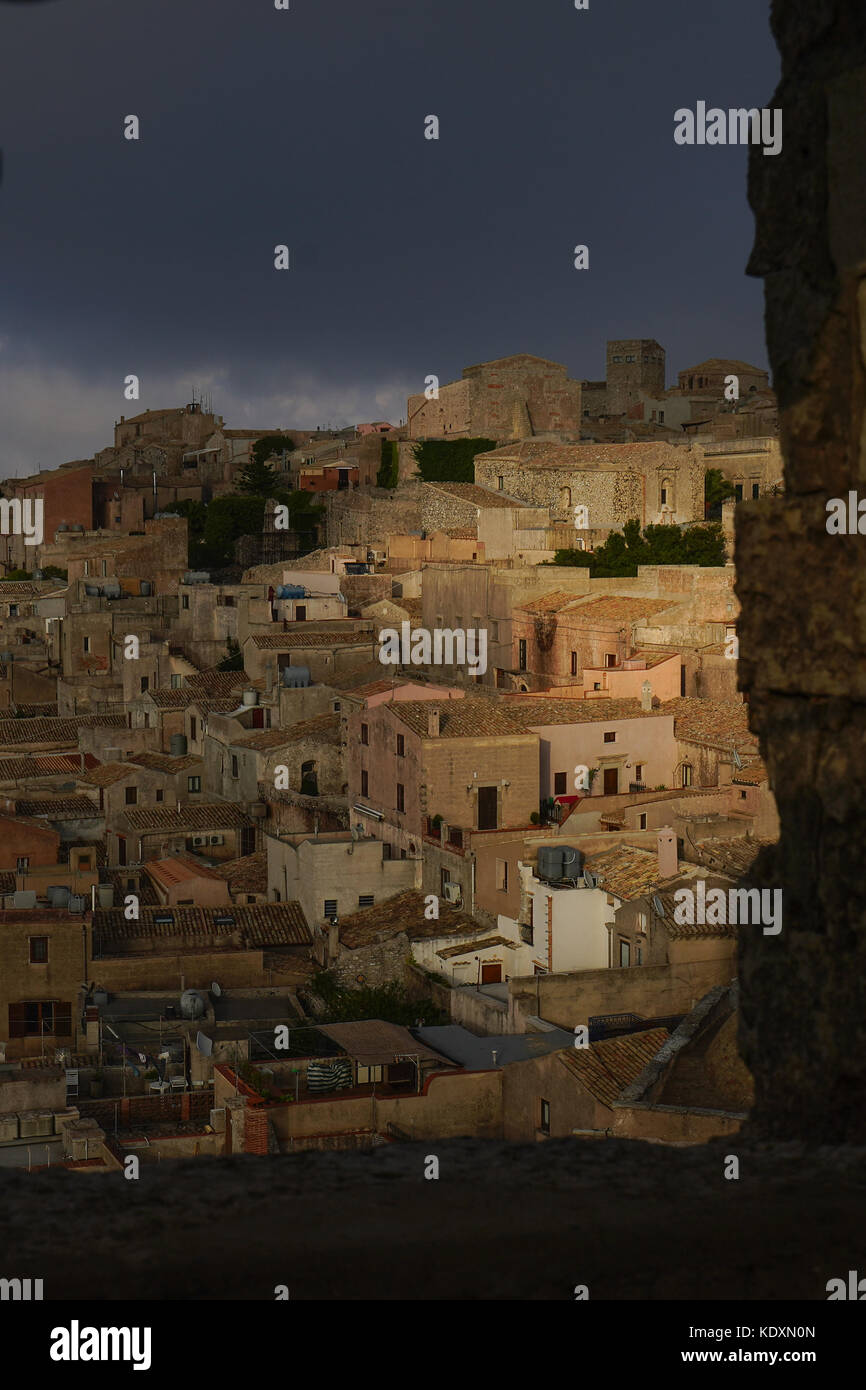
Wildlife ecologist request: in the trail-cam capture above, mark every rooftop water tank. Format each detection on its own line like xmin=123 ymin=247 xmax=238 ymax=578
xmin=276 ymin=583 xmax=306 ymax=600
xmin=180 ymin=989 xmax=207 ymax=1021
xmin=102 ymin=580 xmax=121 ymax=599
xmin=97 ymin=884 xmax=115 ymax=908
xmin=140 ymin=581 xmax=152 ymax=597
xmin=170 ymin=733 xmax=188 ymax=757
xmin=537 ymin=846 xmax=564 ymax=883
xmin=47 ymin=885 xmax=70 ymax=909
xmin=242 ymin=689 xmax=258 ymax=706
xmin=281 ymin=665 xmax=311 ymax=688
xmin=67 ymin=894 xmax=87 ymax=912
xmin=84 ymin=585 xmax=99 ymax=596
xmin=69 ymin=523 xmax=85 ymax=533
xmin=559 ymin=846 xmax=585 ymax=883
xmin=12 ymin=891 xmax=37 ymax=909
xmin=183 ymin=571 xmax=211 ymax=585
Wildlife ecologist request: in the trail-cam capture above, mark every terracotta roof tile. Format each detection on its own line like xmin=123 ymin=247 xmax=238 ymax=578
xmin=583 ymin=845 xmax=663 ymax=901
xmin=92 ymin=902 xmax=310 ymax=948
xmin=15 ymin=795 xmax=101 ymax=819
xmin=560 ymin=1027 xmax=670 ymax=1106
xmin=143 ymin=854 xmax=226 ymax=888
xmin=122 ymin=802 xmax=252 ymax=832
xmin=214 ymin=851 xmax=267 ymax=894
xmin=128 ymin=752 xmax=203 ymax=773
xmin=661 ymin=697 xmax=755 ymax=750
xmin=425 ymin=482 xmax=527 ymax=508
xmin=338 ymin=890 xmax=479 ymax=948
xmin=233 ymin=714 xmax=340 ymax=750
xmin=250 ymin=630 xmax=374 ymax=650
xmin=0 ymin=715 xmax=123 ymax=746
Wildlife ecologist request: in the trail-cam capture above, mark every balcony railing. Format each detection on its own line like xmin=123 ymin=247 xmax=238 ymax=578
xmin=629 ymin=782 xmax=647 ymax=794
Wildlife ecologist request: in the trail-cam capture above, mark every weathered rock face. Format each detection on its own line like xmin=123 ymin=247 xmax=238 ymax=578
xmin=737 ymin=2 xmax=866 ymax=1141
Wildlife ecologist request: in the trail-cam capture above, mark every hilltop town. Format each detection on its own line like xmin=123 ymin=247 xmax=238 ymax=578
xmin=0 ymin=339 xmax=779 ymax=1164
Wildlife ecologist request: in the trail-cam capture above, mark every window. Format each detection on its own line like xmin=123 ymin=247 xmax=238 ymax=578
xmin=9 ymin=604 xmax=18 ymax=617
xmin=171 ymin=673 xmax=182 ymax=688
xmin=593 ymin=682 xmax=601 ymax=691
xmin=496 ymin=859 xmax=508 ymax=892
xmin=29 ymin=937 xmax=48 ymax=963
xmin=155 ymin=788 xmax=164 ymax=802
xmin=78 ymin=854 xmax=92 ymax=869
xmin=332 ymin=700 xmax=341 ymax=712
xmin=681 ymin=763 xmax=693 ymax=788
xmin=296 ymin=605 xmax=306 ymax=621
xmin=300 ymin=760 xmax=318 ymax=796
xmin=639 ymin=813 xmax=647 ymax=829
xmin=570 ymin=651 xmax=578 ymax=676
xmin=125 ymin=786 xmax=138 ymax=805
xmin=539 ymin=1099 xmax=551 ymax=1135
xmin=361 ymin=770 xmax=369 ymax=796
xmin=182 ymin=594 xmax=190 ymax=610
xmin=604 ymin=653 xmax=616 ymax=668
xmin=358 ymin=894 xmax=374 ymax=909
xmin=83 ymin=560 xmax=90 ymax=576
xmin=658 ymin=410 xmax=664 ymax=424
xmin=8 ymin=1001 xmax=71 ymax=1038
xmin=324 ymin=899 xmax=338 ymax=920
xmin=497 ymin=476 xmax=504 ymax=490
xmin=625 ymin=355 xmax=635 ymax=363
xmin=396 ymin=734 xmax=405 ymax=757
xmin=518 ymin=639 xmax=527 ymax=672
xmin=231 ymin=755 xmax=239 ymax=779
xmin=554 ymin=771 xmax=567 ymax=796
xmin=612 ymin=355 xmax=622 ymax=363
xmin=752 ymin=482 xmax=760 ymax=499
xmin=16 ymin=856 xmax=29 ymax=873
xmin=188 ymin=776 xmax=201 ymax=793
xmin=603 ymin=731 xmax=616 ymax=743
xmin=619 ymin=939 xmax=631 ymax=967
xmin=635 ymin=764 xmax=643 ymax=782
xmin=660 ymin=488 xmax=667 ymax=505
xmin=360 ymin=723 xmax=369 ymax=746
xmin=637 ymin=912 xmax=648 ymax=933
xmin=734 ymin=484 xmax=744 ymax=501
xmin=477 ymin=785 xmax=498 ymax=830
xmin=358 ymin=1064 xmax=383 ymax=1083
xmin=83 ymin=636 xmax=91 ymax=654
xmin=101 ymin=559 xmax=108 ymax=577
xmin=636 ymin=945 xmax=643 ymax=965
xmin=190 ymin=717 xmax=197 ymax=743
xmin=140 ymin=676 xmax=149 ymax=694
xmin=396 ymin=783 xmax=405 ymax=812
xmin=740 ymin=789 xmax=748 ymax=800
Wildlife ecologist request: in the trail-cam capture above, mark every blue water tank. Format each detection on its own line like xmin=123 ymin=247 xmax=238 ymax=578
xmin=276 ymin=584 xmax=306 ymax=600
xmin=281 ymin=665 xmax=311 ymax=688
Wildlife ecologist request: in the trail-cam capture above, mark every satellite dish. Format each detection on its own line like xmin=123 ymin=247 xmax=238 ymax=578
xmin=196 ymin=1031 xmax=214 ymax=1057
xmin=211 ymin=981 xmax=222 ymax=997
xmin=732 ymin=748 xmax=744 ymax=770
xmin=652 ymin=894 xmax=665 ymax=917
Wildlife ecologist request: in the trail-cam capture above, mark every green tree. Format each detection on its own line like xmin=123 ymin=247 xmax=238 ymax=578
xmin=411 ymin=437 xmax=498 ymax=483
xmin=552 ymin=518 xmax=726 ymax=578
xmin=704 ymin=467 xmax=737 ymax=519
xmin=377 ymin=438 xmax=400 ymax=488
xmin=236 ymin=456 xmax=280 ymax=497
xmin=251 ymin=434 xmax=297 ymax=469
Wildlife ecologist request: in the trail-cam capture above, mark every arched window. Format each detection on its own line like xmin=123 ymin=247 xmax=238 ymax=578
xmin=300 ymin=760 xmax=318 ymax=796
xmin=680 ymin=762 xmax=693 ymax=788
xmin=559 ymin=485 xmax=572 ymax=510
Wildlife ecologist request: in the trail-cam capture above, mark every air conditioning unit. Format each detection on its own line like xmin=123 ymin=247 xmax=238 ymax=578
xmin=442 ymin=883 xmax=462 ymax=904
xmin=192 ymin=836 xmax=206 ymax=847
xmin=209 ymin=834 xmax=224 ymax=846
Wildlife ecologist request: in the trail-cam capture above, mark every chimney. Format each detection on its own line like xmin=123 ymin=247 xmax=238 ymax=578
xmin=328 ymin=919 xmax=339 ymax=961
xmin=427 ymin=708 xmax=440 ymax=737
xmin=641 ymin=680 xmax=653 ymax=712
xmin=657 ymin=826 xmax=677 ymax=880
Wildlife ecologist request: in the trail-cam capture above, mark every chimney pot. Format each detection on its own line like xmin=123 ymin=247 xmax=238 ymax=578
xmin=427 ymin=708 xmax=440 ymax=737
xmin=657 ymin=826 xmax=677 ymax=880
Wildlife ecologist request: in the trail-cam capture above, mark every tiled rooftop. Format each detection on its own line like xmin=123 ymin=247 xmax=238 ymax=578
xmin=660 ymin=697 xmax=755 ymax=750
xmin=15 ymin=795 xmax=101 ymax=820
xmin=425 ymin=482 xmax=528 ymax=508
xmin=0 ymin=753 xmax=99 ymax=781
xmin=122 ymin=803 xmax=253 ymax=832
xmin=233 ymin=713 xmax=340 ymax=750
xmin=560 ymin=1027 xmax=670 ymax=1107
xmin=93 ymin=902 xmax=310 ymax=948
xmin=215 ymin=851 xmax=267 ymax=894
xmin=338 ymin=890 xmax=480 ymax=949
xmin=250 ymin=630 xmax=374 ymax=650
xmin=0 ymin=715 xmax=123 ymax=745
xmin=144 ymin=855 xmax=226 ymax=888
xmin=583 ymin=845 xmax=664 ymax=902
xmin=128 ymin=752 xmax=203 ymax=773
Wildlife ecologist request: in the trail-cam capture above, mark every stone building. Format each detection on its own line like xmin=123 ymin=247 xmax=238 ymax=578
xmin=407 ymin=354 xmax=582 ymax=442
xmin=473 ymin=439 xmax=706 ymax=531
xmin=603 ymin=339 xmax=667 ymax=415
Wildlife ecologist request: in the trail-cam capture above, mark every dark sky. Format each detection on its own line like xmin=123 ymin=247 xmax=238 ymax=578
xmin=0 ymin=0 xmax=780 ymax=473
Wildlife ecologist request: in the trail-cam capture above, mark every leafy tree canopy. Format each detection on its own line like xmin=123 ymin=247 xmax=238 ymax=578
xmin=553 ymin=517 xmax=726 ymax=577
xmin=411 ymin=437 xmax=498 ymax=483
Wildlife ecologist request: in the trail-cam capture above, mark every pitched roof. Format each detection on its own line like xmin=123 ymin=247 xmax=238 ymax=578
xmin=389 ymin=700 xmax=536 ymax=740
xmin=0 ymin=715 xmax=123 ymax=746
xmin=653 ymin=871 xmax=741 ymax=938
xmin=233 ymin=713 xmax=340 ymax=750
xmin=249 ymin=630 xmax=373 ymax=650
xmin=128 ymin=752 xmax=203 ymax=773
xmin=80 ymin=762 xmax=135 ymax=786
xmin=424 ymin=482 xmax=528 ymax=509
xmin=214 ymin=851 xmax=267 ymax=894
xmin=661 ymin=697 xmax=754 ymax=750
xmin=0 ymin=753 xmax=99 ymax=781
xmin=337 ymin=890 xmax=479 ymax=948
xmin=692 ymin=837 xmax=773 ymax=879
xmin=122 ymin=802 xmax=252 ymax=832
xmin=14 ymin=795 xmax=102 ymax=819
xmin=143 ymin=855 xmax=226 ymax=889
xmin=92 ymin=902 xmax=310 ymax=948
xmin=583 ymin=845 xmax=663 ymax=901
xmin=560 ymin=1027 xmax=670 ymax=1107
